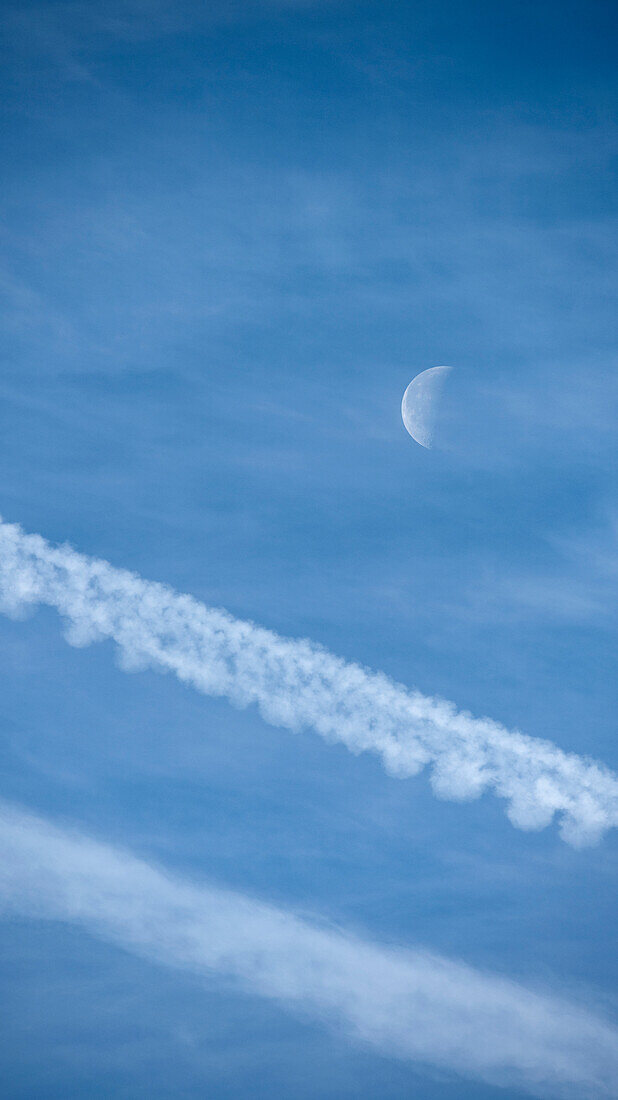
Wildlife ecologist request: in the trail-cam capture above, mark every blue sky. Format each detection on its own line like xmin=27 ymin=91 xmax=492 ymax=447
xmin=0 ymin=1 xmax=617 ymax=1096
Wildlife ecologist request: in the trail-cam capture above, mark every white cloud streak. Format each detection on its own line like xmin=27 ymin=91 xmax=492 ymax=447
xmin=0 ymin=517 xmax=616 ymax=846
xmin=0 ymin=799 xmax=616 ymax=1098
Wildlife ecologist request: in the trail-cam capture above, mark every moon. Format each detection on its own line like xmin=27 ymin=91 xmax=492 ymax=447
xmin=401 ymin=366 xmax=452 ymax=449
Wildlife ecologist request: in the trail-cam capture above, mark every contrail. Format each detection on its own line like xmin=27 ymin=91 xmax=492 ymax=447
xmin=0 ymin=799 xmax=616 ymax=1099
xmin=0 ymin=516 xmax=616 ymax=846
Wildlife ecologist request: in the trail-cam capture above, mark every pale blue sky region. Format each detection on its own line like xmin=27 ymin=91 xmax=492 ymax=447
xmin=0 ymin=2 xmax=617 ymax=1097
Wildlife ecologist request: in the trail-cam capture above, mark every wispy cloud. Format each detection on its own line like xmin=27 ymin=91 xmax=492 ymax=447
xmin=460 ymin=512 xmax=618 ymax=627
xmin=0 ymin=799 xmax=616 ymax=1098
xmin=1 ymin=518 xmax=616 ymax=846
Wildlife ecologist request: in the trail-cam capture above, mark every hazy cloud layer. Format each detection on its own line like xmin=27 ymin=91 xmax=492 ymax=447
xmin=0 ymin=799 xmax=617 ymax=1098
xmin=0 ymin=517 xmax=616 ymax=846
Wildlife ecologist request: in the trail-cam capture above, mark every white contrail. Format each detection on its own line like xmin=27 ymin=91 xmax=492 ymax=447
xmin=0 ymin=516 xmax=616 ymax=846
xmin=0 ymin=799 xmax=616 ymax=1099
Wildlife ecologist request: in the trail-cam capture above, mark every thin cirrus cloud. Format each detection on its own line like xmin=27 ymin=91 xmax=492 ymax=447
xmin=0 ymin=799 xmax=617 ymax=1099
xmin=0 ymin=517 xmax=616 ymax=847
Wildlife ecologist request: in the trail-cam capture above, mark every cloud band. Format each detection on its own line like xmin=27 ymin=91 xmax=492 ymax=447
xmin=0 ymin=799 xmax=616 ymax=1098
xmin=0 ymin=517 xmax=616 ymax=846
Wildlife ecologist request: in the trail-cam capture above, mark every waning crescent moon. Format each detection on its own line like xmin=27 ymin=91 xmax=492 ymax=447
xmin=401 ymin=366 xmax=452 ymax=449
